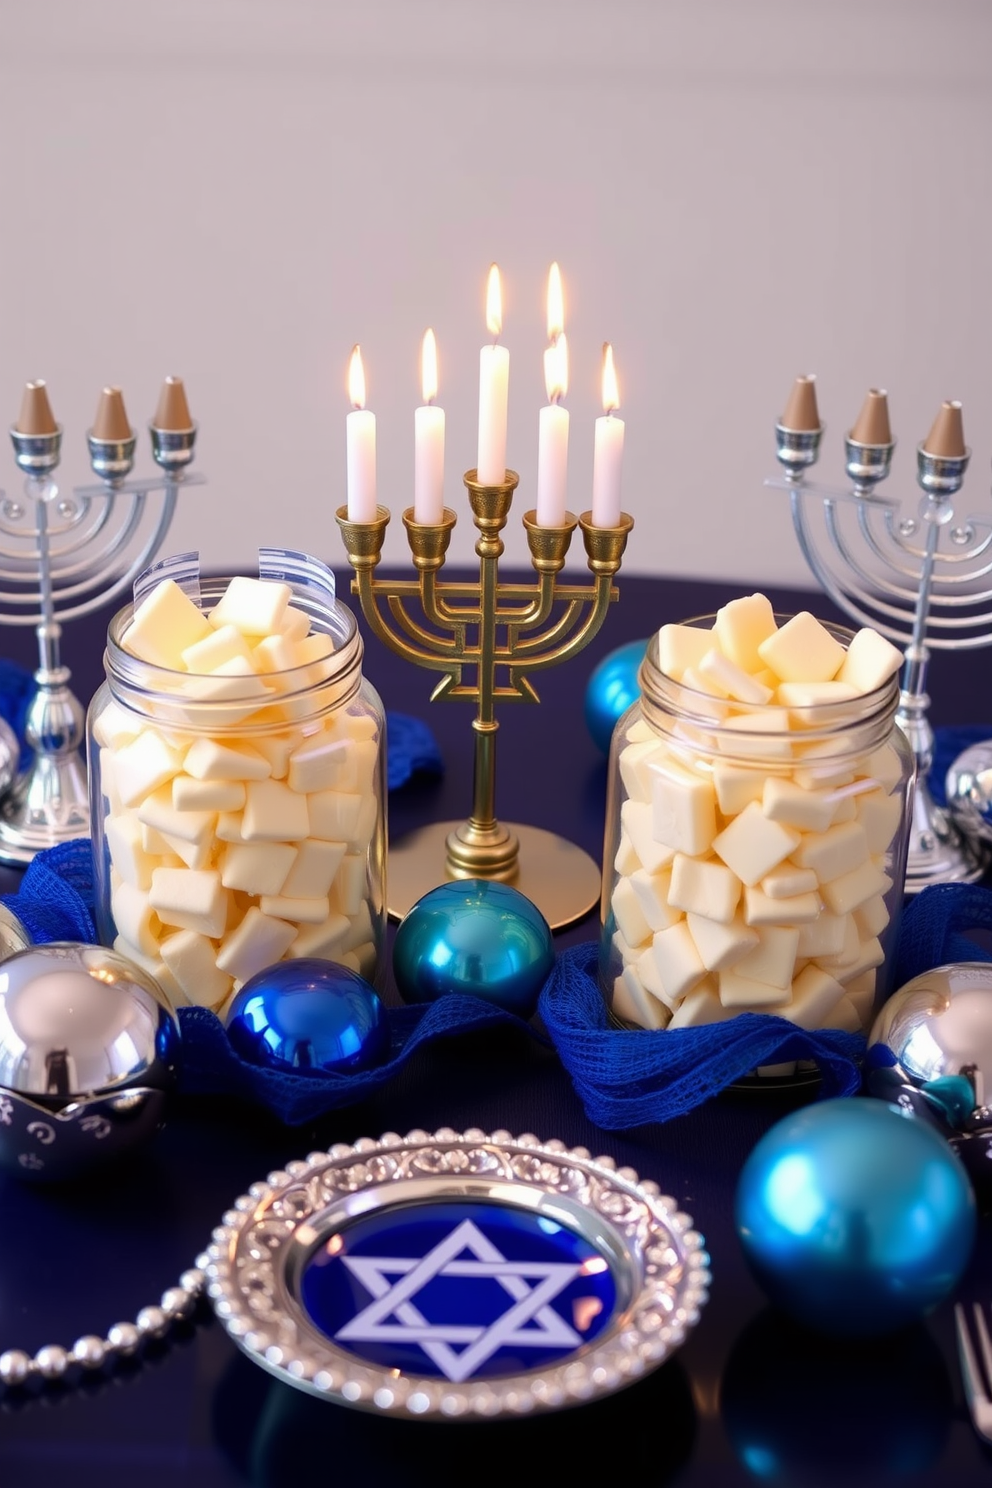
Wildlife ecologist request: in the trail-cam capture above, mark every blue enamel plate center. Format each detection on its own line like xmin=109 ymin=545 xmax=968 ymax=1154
xmin=299 ymin=1199 xmax=619 ymax=1382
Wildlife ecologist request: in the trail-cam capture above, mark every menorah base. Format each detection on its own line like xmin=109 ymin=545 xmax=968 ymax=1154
xmin=0 ymin=753 xmax=90 ymax=867
xmin=387 ymin=821 xmax=601 ymax=930
xmin=904 ymin=780 xmax=990 ymax=894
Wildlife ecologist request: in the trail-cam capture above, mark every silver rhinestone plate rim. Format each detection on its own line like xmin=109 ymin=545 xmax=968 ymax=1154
xmin=205 ymin=1127 xmax=712 ymax=1420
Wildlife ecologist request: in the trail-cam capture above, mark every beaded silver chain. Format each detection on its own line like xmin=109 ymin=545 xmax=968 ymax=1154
xmin=0 ymin=1260 xmax=207 ymax=1390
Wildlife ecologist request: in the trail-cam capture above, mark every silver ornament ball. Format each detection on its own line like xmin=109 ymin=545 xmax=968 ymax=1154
xmin=946 ymin=741 xmax=992 ymax=848
xmin=869 ymin=961 xmax=992 ymax=1119
xmin=0 ymin=941 xmax=181 ymax=1181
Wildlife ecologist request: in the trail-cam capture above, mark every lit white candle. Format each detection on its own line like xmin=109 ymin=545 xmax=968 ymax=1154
xmin=414 ymin=328 xmax=445 ymax=524
xmin=591 ymin=343 xmax=624 ymax=528
xmin=346 ymin=345 xmax=377 ymax=522
xmin=477 ymin=264 xmax=509 ymax=485
xmin=537 ymin=334 xmax=569 ymax=527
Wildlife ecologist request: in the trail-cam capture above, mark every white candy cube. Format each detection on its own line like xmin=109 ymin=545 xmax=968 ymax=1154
xmin=712 ymin=802 xmax=800 ymax=886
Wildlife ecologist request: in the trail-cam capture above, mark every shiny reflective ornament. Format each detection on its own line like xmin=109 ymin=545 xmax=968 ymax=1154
xmin=946 ymin=741 xmax=992 ymax=846
xmin=0 ymin=903 xmax=31 ymax=961
xmin=0 ymin=718 xmax=18 ymax=799
xmin=393 ymin=880 xmax=555 ymax=1017
xmin=869 ymin=962 xmax=992 ymax=1118
xmin=584 ymin=638 xmax=647 ymax=754
xmin=0 ymin=942 xmax=181 ymax=1181
xmin=735 ymin=1097 xmax=976 ymax=1336
xmin=225 ymin=958 xmax=388 ymax=1074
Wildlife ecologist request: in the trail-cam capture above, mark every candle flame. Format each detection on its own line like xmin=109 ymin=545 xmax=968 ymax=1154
xmin=544 ymin=331 xmax=569 ymax=404
xmin=421 ymin=328 xmax=438 ymax=404
xmin=601 ymin=342 xmax=619 ymax=413
xmin=486 ymin=264 xmax=502 ymax=339
xmin=546 ymin=261 xmax=564 ymax=342
xmin=348 ymin=345 xmax=366 ymax=410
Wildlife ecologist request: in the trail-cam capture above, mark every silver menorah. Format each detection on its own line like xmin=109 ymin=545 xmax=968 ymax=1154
xmin=768 ymin=376 xmax=991 ymax=894
xmin=0 ymin=378 xmax=202 ymax=865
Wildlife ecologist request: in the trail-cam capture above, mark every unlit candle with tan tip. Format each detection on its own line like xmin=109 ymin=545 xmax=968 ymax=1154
xmin=780 ymin=375 xmax=821 ymax=432
xmin=850 ymin=388 xmax=892 ymax=447
xmin=922 ymin=400 xmax=966 ymax=458
xmin=15 ymin=380 xmax=58 ymax=436
xmin=92 ymin=386 xmax=133 ymax=441
xmin=154 ymin=376 xmax=193 ymax=432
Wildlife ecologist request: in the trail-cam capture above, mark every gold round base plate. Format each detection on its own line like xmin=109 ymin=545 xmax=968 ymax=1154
xmin=387 ymin=821 xmax=602 ymax=930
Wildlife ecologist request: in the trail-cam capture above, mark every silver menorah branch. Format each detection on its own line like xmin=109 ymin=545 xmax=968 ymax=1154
xmin=767 ymin=376 xmax=990 ymax=894
xmin=0 ymin=377 xmax=203 ymax=865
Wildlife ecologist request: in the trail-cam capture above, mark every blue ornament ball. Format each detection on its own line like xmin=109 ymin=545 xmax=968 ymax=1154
xmin=393 ymin=880 xmax=555 ymax=1017
xmin=584 ymin=638 xmax=648 ymax=754
xmin=225 ymin=958 xmax=389 ymax=1074
xmin=735 ymin=1097 xmax=976 ymax=1337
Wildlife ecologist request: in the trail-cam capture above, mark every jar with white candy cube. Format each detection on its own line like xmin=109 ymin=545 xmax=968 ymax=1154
xmin=87 ymin=558 xmax=386 ymax=1013
xmin=600 ymin=595 xmax=914 ymax=1039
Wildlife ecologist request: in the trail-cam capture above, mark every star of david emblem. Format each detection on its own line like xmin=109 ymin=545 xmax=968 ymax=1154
xmin=334 ymin=1217 xmax=584 ymax=1383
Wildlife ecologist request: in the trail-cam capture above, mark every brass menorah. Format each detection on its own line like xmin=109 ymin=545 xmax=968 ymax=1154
xmin=336 ymin=470 xmax=633 ymax=927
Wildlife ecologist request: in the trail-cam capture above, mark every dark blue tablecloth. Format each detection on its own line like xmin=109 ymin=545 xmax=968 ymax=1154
xmin=1 ymin=570 xmax=990 ymax=1488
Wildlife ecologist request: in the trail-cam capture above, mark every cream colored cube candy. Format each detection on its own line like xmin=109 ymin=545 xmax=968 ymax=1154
xmin=309 ymin=790 xmax=364 ymax=845
xmin=242 ymin=779 xmax=309 ymax=841
xmin=104 ymin=813 xmax=156 ymax=890
xmin=611 ymin=876 xmax=653 ymax=948
xmin=854 ymin=892 xmax=890 ymax=939
xmin=249 ymin=732 xmax=301 ymax=780
xmin=111 ymin=881 xmax=162 ymax=957
xmin=713 ymin=593 xmax=778 ymax=672
xmin=686 ymin=912 xmax=758 ymax=973
xmin=797 ymin=911 xmax=848 ymax=959
xmin=220 ymin=841 xmax=297 ymax=897
xmin=698 ymin=648 xmax=773 ymax=705
xmin=184 ymin=737 xmax=272 ymax=782
xmin=861 ymin=743 xmax=904 ymax=795
xmin=644 ymin=921 xmax=707 ymax=1004
xmin=668 ymin=981 xmax=734 ymax=1028
xmin=763 ymin=777 xmax=837 ymax=834
xmin=97 ymin=750 xmax=124 ymax=815
xmin=793 ymin=820 xmax=869 ymax=883
xmin=620 ymin=800 xmax=676 ymax=875
xmin=713 ymin=802 xmax=800 ymax=887
xmin=252 ymin=632 xmax=302 ymax=676
xmin=780 ymin=964 xmax=846 ymax=1029
xmin=287 ymin=733 xmax=353 ymax=795
xmin=760 ymin=864 xmax=818 ymax=899
xmin=137 ymin=785 xmax=216 ymax=845
xmin=612 ymin=966 xmax=669 ymax=1030
xmin=159 ymin=830 xmax=214 ymax=871
xmin=712 ymin=763 xmax=765 ymax=816
xmin=820 ymin=996 xmax=862 ymax=1033
xmin=160 ymin=928 xmax=233 ymax=1010
xmin=836 ymin=627 xmax=903 ymax=694
xmin=718 ymin=710 xmax=794 ymax=762
xmin=124 ymin=579 xmax=212 ymax=669
xmin=173 ymin=776 xmax=246 ymax=812
xmin=719 ymin=968 xmax=791 ymax=1009
xmin=776 ymin=681 xmax=859 ymax=725
xmin=149 ymin=867 xmax=228 ymax=938
xmin=744 ymin=885 xmax=819 ymax=926
xmin=668 ymin=853 xmax=741 ymax=923
xmin=856 ymin=789 xmax=903 ymax=855
xmin=210 ymin=576 xmax=292 ymax=636
xmin=734 ymin=925 xmax=800 ymax=990
xmin=260 ymin=893 xmax=331 ymax=925
xmin=92 ymin=699 xmax=143 ymax=751
xmin=181 ymin=623 xmax=253 ymax=673
xmin=112 ymin=936 xmax=184 ymax=1007
xmin=757 ymin=611 xmax=845 ymax=684
xmin=614 ymin=834 xmax=639 ymax=877
xmin=281 ymin=839 xmax=347 ymax=899
xmin=114 ymin=731 xmax=186 ymax=808
xmin=216 ymin=907 xmax=297 ymax=983
xmin=820 ymin=858 xmax=891 ymax=916
xmin=831 ymin=935 xmax=885 ymax=986
xmin=627 ymin=867 xmax=681 ymax=933
xmin=618 ymin=738 xmax=669 ymax=804
xmin=657 ymin=622 xmax=712 ymax=680
xmin=652 ymin=762 xmax=717 ymax=856
xmin=182 ymin=655 xmax=273 ymax=727
xmin=290 ymin=913 xmax=352 ymax=959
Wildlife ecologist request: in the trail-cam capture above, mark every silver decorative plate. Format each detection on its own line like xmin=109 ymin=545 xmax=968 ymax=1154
xmin=204 ymin=1127 xmax=710 ymax=1419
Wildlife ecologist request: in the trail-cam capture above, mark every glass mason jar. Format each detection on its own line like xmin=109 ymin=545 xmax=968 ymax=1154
xmin=87 ymin=559 xmax=386 ymax=1012
xmin=600 ymin=616 xmax=914 ymax=1038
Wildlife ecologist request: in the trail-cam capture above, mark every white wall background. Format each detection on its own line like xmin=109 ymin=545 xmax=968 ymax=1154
xmin=1 ymin=0 xmax=990 ymax=585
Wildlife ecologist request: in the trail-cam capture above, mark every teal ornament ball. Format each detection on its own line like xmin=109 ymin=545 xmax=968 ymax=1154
xmin=584 ymin=638 xmax=648 ymax=754
xmin=735 ymin=1098 xmax=976 ymax=1337
xmin=393 ymin=880 xmax=554 ymax=1017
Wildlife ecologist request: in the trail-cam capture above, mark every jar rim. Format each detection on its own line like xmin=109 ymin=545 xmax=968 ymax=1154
xmin=640 ymin=611 xmax=900 ymax=729
xmin=102 ymin=576 xmax=365 ymax=724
